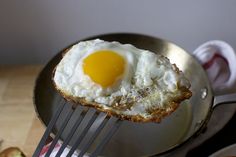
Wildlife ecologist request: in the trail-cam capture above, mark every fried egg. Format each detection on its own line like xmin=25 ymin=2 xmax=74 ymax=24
xmin=53 ymin=39 xmax=192 ymax=122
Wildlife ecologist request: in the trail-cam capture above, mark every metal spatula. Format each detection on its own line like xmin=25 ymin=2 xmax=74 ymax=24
xmin=33 ymin=99 xmax=122 ymax=157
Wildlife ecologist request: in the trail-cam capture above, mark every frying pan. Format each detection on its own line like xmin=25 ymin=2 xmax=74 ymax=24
xmin=34 ymin=33 xmax=236 ymax=156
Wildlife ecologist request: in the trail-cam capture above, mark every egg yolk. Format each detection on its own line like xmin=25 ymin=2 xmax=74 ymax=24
xmin=83 ymin=50 xmax=125 ymax=88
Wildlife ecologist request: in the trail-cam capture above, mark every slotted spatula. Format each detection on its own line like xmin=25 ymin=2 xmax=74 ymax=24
xmin=33 ymin=98 xmax=122 ymax=157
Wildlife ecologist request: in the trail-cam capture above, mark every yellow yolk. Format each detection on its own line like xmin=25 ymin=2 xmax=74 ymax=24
xmin=83 ymin=50 xmax=126 ymax=88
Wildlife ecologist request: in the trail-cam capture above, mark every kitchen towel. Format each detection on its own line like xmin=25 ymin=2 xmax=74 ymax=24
xmin=39 ymin=142 xmax=88 ymax=157
xmin=192 ymin=40 xmax=236 ymax=95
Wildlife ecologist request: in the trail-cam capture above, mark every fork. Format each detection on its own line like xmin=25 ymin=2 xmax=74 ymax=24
xmin=33 ymin=99 xmax=122 ymax=157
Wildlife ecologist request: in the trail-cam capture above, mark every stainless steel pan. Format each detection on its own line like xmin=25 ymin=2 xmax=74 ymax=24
xmin=34 ymin=33 xmax=236 ymax=156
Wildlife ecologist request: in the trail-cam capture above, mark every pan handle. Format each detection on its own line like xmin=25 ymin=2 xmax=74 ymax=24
xmin=213 ymin=93 xmax=236 ymax=108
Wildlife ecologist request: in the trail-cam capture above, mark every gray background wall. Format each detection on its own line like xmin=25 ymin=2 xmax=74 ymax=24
xmin=1 ymin=0 xmax=236 ymax=64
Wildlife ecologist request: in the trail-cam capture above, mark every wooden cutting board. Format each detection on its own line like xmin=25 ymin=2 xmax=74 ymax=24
xmin=0 ymin=65 xmax=45 ymax=156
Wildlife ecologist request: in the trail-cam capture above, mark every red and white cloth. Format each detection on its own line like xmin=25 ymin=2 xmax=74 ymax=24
xmin=192 ymin=40 xmax=236 ymax=95
xmin=39 ymin=142 xmax=85 ymax=157
xmin=39 ymin=40 xmax=236 ymax=157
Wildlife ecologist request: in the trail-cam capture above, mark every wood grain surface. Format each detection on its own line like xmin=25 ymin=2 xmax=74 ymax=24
xmin=0 ymin=65 xmax=45 ymax=156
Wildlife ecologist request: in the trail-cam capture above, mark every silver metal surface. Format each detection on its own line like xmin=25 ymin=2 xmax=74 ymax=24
xmin=213 ymin=93 xmax=236 ymax=108
xmin=33 ymin=33 xmax=233 ymax=156
xmin=33 ymin=99 xmax=120 ymax=157
xmin=201 ymin=88 xmax=208 ymax=99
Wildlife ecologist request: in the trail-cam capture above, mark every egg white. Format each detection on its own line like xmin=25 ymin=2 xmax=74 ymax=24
xmin=54 ymin=39 xmax=138 ymax=102
xmin=53 ymin=39 xmax=190 ymax=118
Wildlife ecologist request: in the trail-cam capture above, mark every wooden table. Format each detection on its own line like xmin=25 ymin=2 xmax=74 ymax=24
xmin=0 ymin=65 xmax=45 ymax=156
